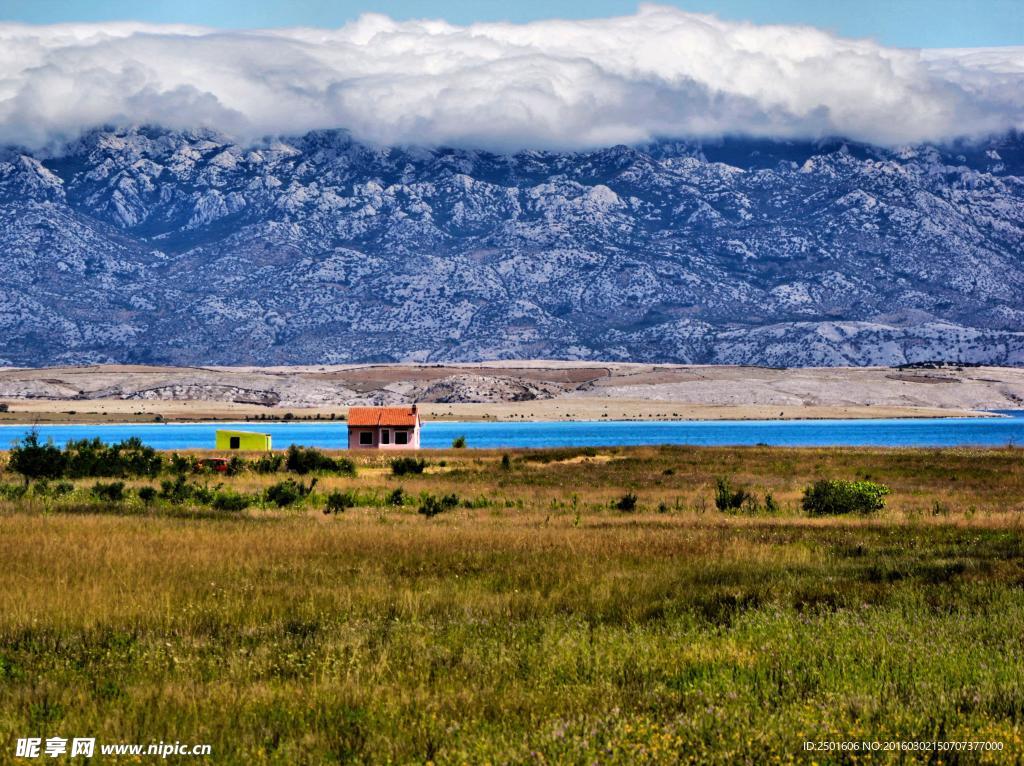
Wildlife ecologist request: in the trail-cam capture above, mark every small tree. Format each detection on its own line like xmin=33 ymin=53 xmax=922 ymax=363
xmin=9 ymin=431 xmax=66 ymax=485
xmin=451 ymin=435 xmax=467 ymax=449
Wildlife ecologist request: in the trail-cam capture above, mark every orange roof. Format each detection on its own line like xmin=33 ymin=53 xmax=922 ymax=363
xmin=347 ymin=406 xmax=419 ymax=427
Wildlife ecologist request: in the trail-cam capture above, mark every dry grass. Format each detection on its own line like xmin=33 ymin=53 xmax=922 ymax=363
xmin=1 ymin=446 xmax=1024 ymax=763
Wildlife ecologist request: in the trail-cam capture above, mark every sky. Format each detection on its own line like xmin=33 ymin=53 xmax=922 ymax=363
xmin=3 ymin=0 xmax=1023 ymax=48
xmin=0 ymin=3 xmax=1022 ymax=151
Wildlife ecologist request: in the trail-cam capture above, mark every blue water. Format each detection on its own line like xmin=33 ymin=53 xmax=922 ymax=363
xmin=2 ymin=412 xmax=1024 ymax=450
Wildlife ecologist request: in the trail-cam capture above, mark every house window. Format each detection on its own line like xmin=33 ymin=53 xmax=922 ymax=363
xmin=359 ymin=431 xmax=373 ymax=445
xmin=381 ymin=429 xmax=390 ymax=445
xmin=229 ymin=436 xmax=240 ymax=450
xmin=394 ymin=430 xmax=409 ymax=445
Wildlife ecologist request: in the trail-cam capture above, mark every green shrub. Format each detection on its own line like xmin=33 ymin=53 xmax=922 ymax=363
xmin=802 ymin=480 xmax=891 ymax=516
xmin=391 ymin=457 xmax=427 ymax=476
xmin=714 ymin=477 xmax=751 ymax=512
xmin=388 ymin=487 xmax=407 ymax=506
xmin=500 ymin=454 xmax=512 ymax=470
xmin=159 ymin=475 xmax=192 ymax=504
xmin=138 ymin=486 xmax=157 ymax=505
xmin=226 ymin=456 xmax=247 ymax=476
xmin=90 ymin=481 xmax=126 ymax=502
xmin=418 ymin=493 xmax=458 ymax=518
xmin=189 ymin=483 xmax=218 ymax=505
xmin=335 ymin=457 xmax=357 ymax=476
xmin=251 ymin=453 xmax=285 ymax=474
xmin=157 ymin=476 xmax=216 ymax=505
xmin=0 ymin=483 xmax=28 ymax=500
xmin=615 ymin=492 xmax=638 ymax=512
xmin=34 ymin=480 xmax=75 ymax=498
xmin=9 ymin=431 xmax=66 ymax=484
xmin=169 ymin=453 xmax=193 ymax=476
xmin=324 ymin=490 xmax=356 ymax=515
xmin=212 ymin=491 xmax=251 ymax=512
xmin=285 ymin=445 xmax=355 ymax=475
xmin=266 ymin=478 xmax=317 ymax=508
xmin=64 ymin=437 xmax=162 ymax=478
xmin=451 ymin=435 xmax=467 ymax=449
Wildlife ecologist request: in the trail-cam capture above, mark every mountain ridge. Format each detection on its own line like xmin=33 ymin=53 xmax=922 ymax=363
xmin=2 ymin=127 xmax=1023 ymax=367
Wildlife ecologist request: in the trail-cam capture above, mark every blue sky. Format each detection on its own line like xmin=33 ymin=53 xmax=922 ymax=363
xmin=3 ymin=0 xmax=1022 ymax=48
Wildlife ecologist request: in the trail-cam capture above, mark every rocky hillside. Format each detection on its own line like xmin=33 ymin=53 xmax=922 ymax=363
xmin=1 ymin=127 xmax=1023 ymax=366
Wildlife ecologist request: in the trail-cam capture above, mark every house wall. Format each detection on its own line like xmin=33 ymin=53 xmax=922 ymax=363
xmin=215 ymin=431 xmax=272 ymax=451
xmin=347 ymin=425 xmax=420 ymax=449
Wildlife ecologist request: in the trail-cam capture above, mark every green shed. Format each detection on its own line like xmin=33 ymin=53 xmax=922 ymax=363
xmin=215 ymin=430 xmax=272 ymax=451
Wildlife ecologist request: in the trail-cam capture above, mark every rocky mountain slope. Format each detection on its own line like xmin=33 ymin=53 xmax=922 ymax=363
xmin=1 ymin=127 xmax=1023 ymax=366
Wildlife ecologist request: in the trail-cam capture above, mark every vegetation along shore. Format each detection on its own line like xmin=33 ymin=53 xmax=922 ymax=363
xmin=1 ymin=439 xmax=1022 ymax=763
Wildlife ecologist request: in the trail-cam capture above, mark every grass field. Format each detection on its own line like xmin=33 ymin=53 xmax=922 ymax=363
xmin=1 ymin=446 xmax=1023 ymax=764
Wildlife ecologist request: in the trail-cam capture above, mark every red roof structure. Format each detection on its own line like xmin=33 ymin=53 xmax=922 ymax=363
xmin=347 ymin=406 xmax=419 ymax=427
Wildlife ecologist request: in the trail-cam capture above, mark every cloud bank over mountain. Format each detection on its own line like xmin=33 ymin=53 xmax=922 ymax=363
xmin=1 ymin=4 xmax=1023 ymax=151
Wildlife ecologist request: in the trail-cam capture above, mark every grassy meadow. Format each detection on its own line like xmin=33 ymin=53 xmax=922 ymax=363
xmin=1 ymin=445 xmax=1024 ymax=763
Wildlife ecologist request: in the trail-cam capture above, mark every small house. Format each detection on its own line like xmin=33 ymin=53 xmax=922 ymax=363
xmin=347 ymin=405 xmax=421 ymax=449
xmin=215 ymin=429 xmax=272 ymax=451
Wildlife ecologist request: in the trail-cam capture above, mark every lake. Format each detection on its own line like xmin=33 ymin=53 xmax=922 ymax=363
xmin=2 ymin=412 xmax=1024 ymax=450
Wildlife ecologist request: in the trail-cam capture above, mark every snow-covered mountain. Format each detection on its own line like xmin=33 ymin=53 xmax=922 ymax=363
xmin=1 ymin=127 xmax=1023 ymax=367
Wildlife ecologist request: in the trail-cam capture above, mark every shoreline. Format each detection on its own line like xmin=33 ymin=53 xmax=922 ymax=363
xmin=0 ymin=406 xmax=1000 ymax=427
xmin=3 ymin=362 xmax=1024 ymax=425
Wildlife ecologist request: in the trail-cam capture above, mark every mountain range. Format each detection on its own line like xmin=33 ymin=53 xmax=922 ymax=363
xmin=1 ymin=127 xmax=1023 ymax=367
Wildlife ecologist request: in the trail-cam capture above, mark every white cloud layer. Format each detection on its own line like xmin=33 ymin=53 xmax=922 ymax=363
xmin=1 ymin=5 xmax=1023 ymax=151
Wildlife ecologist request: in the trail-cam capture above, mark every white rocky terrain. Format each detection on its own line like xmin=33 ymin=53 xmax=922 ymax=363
xmin=2 ymin=364 xmax=1024 ymax=417
xmin=1 ymin=128 xmax=1023 ymax=367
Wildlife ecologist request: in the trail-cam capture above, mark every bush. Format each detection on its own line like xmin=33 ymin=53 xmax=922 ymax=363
xmin=418 ymin=493 xmax=458 ymax=518
xmin=324 ymin=490 xmax=356 ymax=515
xmin=252 ymin=453 xmax=285 ymax=474
xmin=138 ymin=486 xmax=157 ymax=505
xmin=802 ymin=480 xmax=891 ymax=516
xmin=451 ymin=435 xmax=467 ymax=449
xmin=157 ymin=476 xmax=218 ymax=505
xmin=9 ymin=431 xmax=66 ymax=484
xmin=391 ymin=457 xmax=427 ymax=476
xmin=159 ymin=475 xmax=192 ymax=504
xmin=64 ymin=437 xmax=162 ymax=478
xmin=335 ymin=457 xmax=357 ymax=476
xmin=91 ymin=481 xmax=126 ymax=502
xmin=285 ymin=445 xmax=356 ymax=475
xmin=226 ymin=456 xmax=247 ymax=476
xmin=0 ymin=402 xmax=8 ymax=412
xmin=500 ymin=454 xmax=512 ymax=470
xmin=266 ymin=478 xmax=317 ymax=508
xmin=0 ymin=483 xmax=28 ymax=500
xmin=212 ymin=491 xmax=251 ymax=512
xmin=189 ymin=483 xmax=217 ymax=505
xmin=388 ymin=487 xmax=407 ymax=506
xmin=615 ymin=492 xmax=638 ymax=512
xmin=32 ymin=479 xmax=75 ymax=498
xmin=169 ymin=453 xmax=194 ymax=476
xmin=714 ymin=477 xmax=751 ymax=512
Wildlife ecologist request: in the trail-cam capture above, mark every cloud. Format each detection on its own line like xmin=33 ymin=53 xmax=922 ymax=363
xmin=0 ymin=5 xmax=1022 ymax=151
